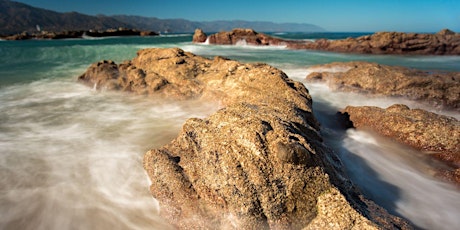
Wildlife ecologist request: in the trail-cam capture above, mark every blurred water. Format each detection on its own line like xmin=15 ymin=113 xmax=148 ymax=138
xmin=0 ymin=35 xmax=459 ymax=229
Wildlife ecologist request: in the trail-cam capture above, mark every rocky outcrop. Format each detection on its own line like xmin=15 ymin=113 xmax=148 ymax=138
xmin=79 ymin=48 xmax=412 ymax=229
xmin=305 ymin=61 xmax=460 ymax=111
xmin=305 ymin=29 xmax=460 ymax=55
xmin=192 ymin=28 xmax=306 ymax=48
xmin=193 ymin=28 xmax=460 ymax=55
xmin=341 ymin=104 xmax=460 ymax=184
xmin=192 ymin=28 xmax=207 ymax=43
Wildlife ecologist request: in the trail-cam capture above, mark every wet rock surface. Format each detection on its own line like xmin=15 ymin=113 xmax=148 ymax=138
xmin=305 ymin=61 xmax=460 ymax=111
xmin=79 ymin=48 xmax=412 ymax=229
xmin=194 ymin=28 xmax=460 ymax=55
xmin=341 ymin=104 xmax=460 ymax=184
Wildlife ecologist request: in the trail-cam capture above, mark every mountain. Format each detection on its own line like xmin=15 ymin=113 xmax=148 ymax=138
xmin=0 ymin=0 xmax=130 ymax=35
xmin=112 ymin=15 xmax=326 ymax=33
xmin=0 ymin=0 xmax=325 ymax=35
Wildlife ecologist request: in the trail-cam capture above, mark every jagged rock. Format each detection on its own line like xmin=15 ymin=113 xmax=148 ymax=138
xmin=341 ymin=104 xmax=460 ymax=184
xmin=194 ymin=28 xmax=460 ymax=55
xmin=305 ymin=61 xmax=460 ymax=111
xmin=192 ymin=28 xmax=207 ymax=43
xmin=79 ymin=48 xmax=412 ymax=229
xmin=309 ymin=29 xmax=460 ymax=55
xmin=193 ymin=28 xmax=305 ymax=47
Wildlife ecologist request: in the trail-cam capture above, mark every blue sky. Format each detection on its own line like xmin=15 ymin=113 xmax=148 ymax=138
xmin=14 ymin=0 xmax=460 ymax=32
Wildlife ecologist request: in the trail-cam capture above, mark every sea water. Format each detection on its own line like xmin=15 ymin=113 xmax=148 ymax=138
xmin=1 ymin=34 xmax=459 ymax=229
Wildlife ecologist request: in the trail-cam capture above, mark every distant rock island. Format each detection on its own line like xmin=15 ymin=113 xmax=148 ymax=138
xmin=193 ymin=28 xmax=460 ymax=55
xmin=0 ymin=0 xmax=324 ymax=39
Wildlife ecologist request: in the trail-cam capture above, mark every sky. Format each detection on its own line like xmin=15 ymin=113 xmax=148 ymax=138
xmin=14 ymin=0 xmax=460 ymax=32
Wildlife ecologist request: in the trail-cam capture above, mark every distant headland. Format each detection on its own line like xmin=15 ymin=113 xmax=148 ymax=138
xmin=0 ymin=0 xmax=324 ymax=40
xmin=1 ymin=28 xmax=159 ymax=40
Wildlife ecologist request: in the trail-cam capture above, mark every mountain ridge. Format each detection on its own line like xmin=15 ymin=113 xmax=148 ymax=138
xmin=0 ymin=0 xmax=325 ymax=35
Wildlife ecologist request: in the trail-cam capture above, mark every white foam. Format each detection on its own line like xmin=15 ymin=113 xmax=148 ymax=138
xmin=0 ymin=79 xmax=217 ymax=230
xmin=343 ymin=129 xmax=460 ymax=230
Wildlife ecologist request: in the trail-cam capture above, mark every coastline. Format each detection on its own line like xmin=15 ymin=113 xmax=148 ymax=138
xmin=0 ymin=28 xmax=159 ymax=40
xmin=193 ymin=28 xmax=460 ymax=55
xmin=1 ymin=32 xmax=458 ymax=229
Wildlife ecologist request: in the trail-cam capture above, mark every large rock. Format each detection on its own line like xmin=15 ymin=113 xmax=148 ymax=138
xmin=79 ymin=48 xmax=411 ymax=229
xmin=307 ymin=29 xmax=460 ymax=55
xmin=305 ymin=61 xmax=460 ymax=111
xmin=341 ymin=104 xmax=460 ymax=184
xmin=192 ymin=28 xmax=207 ymax=43
xmin=194 ymin=28 xmax=460 ymax=55
xmin=193 ymin=28 xmax=306 ymax=48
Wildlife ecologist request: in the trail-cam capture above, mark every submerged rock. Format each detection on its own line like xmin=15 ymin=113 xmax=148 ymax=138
xmin=341 ymin=104 xmax=460 ymax=184
xmin=305 ymin=61 xmax=460 ymax=111
xmin=193 ymin=28 xmax=460 ymax=55
xmin=79 ymin=48 xmax=412 ymax=229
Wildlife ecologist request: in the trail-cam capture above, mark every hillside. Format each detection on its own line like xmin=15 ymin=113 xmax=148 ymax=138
xmin=0 ymin=0 xmax=130 ymax=35
xmin=112 ymin=15 xmax=326 ymax=33
xmin=0 ymin=0 xmax=325 ymax=35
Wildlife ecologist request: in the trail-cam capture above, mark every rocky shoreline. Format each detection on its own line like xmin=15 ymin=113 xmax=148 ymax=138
xmin=79 ymin=48 xmax=412 ymax=229
xmin=304 ymin=61 xmax=459 ymax=185
xmin=193 ymin=28 xmax=460 ymax=55
xmin=1 ymin=28 xmax=158 ymax=40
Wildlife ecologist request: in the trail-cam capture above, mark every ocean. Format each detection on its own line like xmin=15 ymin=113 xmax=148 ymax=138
xmin=1 ymin=33 xmax=459 ymax=230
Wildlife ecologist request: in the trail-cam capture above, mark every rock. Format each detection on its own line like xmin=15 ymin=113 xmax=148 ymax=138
xmin=308 ymin=29 xmax=460 ymax=55
xmin=437 ymin=28 xmax=456 ymax=36
xmin=79 ymin=48 xmax=412 ymax=229
xmin=194 ymin=28 xmax=306 ymax=47
xmin=192 ymin=28 xmax=207 ymax=43
xmin=194 ymin=28 xmax=460 ymax=55
xmin=305 ymin=61 xmax=460 ymax=111
xmin=341 ymin=104 xmax=460 ymax=184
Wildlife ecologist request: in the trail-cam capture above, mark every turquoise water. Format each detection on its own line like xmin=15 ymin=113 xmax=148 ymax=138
xmin=1 ymin=35 xmax=459 ymax=229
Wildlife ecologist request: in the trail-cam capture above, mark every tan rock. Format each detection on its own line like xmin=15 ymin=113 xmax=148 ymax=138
xmin=79 ymin=48 xmax=412 ymax=229
xmin=305 ymin=61 xmax=460 ymax=111
xmin=194 ymin=28 xmax=460 ymax=55
xmin=192 ymin=28 xmax=207 ymax=43
xmin=195 ymin=28 xmax=305 ymax=47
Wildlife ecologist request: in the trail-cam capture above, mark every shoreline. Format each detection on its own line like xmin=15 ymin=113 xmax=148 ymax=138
xmin=0 ymin=28 xmax=159 ymax=41
xmin=193 ymin=28 xmax=460 ymax=55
